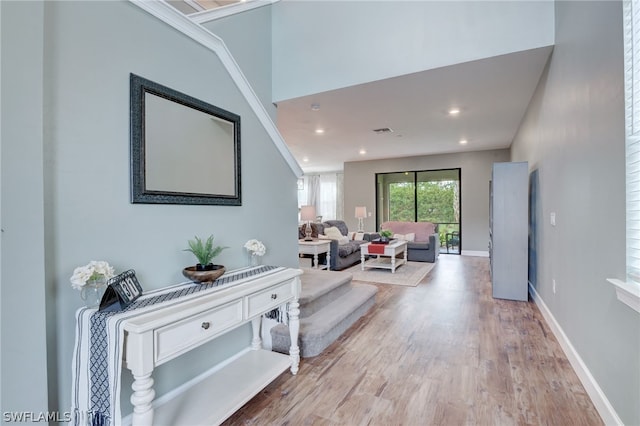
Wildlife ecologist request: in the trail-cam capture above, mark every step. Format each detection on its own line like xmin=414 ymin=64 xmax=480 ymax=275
xmin=298 ymin=268 xmax=353 ymax=318
xmin=271 ymin=282 xmax=377 ymax=358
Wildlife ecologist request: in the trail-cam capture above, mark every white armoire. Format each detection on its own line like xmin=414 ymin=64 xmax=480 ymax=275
xmin=489 ymin=161 xmax=529 ymax=301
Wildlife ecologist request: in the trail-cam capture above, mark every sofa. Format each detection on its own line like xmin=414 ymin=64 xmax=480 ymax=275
xmin=299 ymin=220 xmax=375 ymax=271
xmin=380 ymin=221 xmax=440 ymax=263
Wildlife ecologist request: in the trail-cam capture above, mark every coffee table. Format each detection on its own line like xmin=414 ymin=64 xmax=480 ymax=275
xmin=360 ymin=240 xmax=408 ymax=273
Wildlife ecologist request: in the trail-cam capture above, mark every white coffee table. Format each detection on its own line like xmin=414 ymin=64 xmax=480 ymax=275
xmin=298 ymin=239 xmax=331 ymax=270
xmin=360 ymin=240 xmax=408 ymax=273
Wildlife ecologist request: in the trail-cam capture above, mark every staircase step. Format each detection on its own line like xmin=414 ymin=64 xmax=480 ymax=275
xmin=298 ymin=268 xmax=353 ymax=318
xmin=271 ymin=282 xmax=377 ymax=358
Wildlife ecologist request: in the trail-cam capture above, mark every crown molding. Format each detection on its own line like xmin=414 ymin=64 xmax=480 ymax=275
xmin=129 ymin=0 xmax=303 ymax=178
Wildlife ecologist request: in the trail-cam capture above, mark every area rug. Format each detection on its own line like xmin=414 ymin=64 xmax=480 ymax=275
xmin=344 ymin=260 xmax=435 ymax=287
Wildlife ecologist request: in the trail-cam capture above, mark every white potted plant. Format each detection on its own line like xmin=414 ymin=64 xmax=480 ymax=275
xmin=70 ymin=260 xmax=115 ymax=307
xmin=244 ymin=239 xmax=266 ymax=266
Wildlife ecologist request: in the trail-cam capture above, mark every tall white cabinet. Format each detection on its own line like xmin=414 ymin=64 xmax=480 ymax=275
xmin=489 ymin=161 xmax=529 ymax=301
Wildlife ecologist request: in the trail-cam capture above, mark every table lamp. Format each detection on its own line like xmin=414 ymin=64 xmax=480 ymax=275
xmin=300 ymin=205 xmax=316 ymax=241
xmin=355 ymin=206 xmax=367 ymax=232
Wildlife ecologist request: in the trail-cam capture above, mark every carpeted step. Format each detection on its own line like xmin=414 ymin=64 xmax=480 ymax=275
xmin=298 ymin=268 xmax=354 ymax=318
xmin=271 ymin=282 xmax=377 ymax=358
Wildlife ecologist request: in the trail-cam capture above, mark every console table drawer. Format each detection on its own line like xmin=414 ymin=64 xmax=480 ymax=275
xmin=247 ymin=281 xmax=294 ymax=317
xmin=154 ymin=299 xmax=243 ymax=364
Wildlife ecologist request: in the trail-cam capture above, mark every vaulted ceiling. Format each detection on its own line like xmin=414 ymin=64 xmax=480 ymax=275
xmin=167 ymin=0 xmax=553 ymax=174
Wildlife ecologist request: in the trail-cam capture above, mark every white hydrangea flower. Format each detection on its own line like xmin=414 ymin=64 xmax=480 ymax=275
xmin=89 ymin=260 xmax=115 ymax=279
xmin=70 ymin=266 xmax=93 ymax=290
xmin=244 ymin=239 xmax=266 ymax=256
xmin=69 ymin=260 xmax=115 ymax=290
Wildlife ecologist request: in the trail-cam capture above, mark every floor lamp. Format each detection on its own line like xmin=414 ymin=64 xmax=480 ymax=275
xmin=300 ymin=205 xmax=316 ymax=241
xmin=355 ymin=206 xmax=367 ymax=232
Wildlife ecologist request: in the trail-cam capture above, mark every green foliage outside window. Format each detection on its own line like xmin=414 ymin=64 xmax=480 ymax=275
xmin=388 ymin=180 xmax=459 ymax=224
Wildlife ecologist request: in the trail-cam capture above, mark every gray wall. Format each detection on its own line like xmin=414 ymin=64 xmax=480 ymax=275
xmin=1 ymin=0 xmax=299 ymax=418
xmin=511 ymin=1 xmax=639 ymax=424
xmin=202 ymin=4 xmax=275 ymax=122
xmin=344 ymin=149 xmax=510 ymax=253
xmin=1 ymin=1 xmax=50 ymax=418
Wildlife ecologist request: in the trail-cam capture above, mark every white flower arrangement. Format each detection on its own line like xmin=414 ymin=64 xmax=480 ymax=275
xmin=70 ymin=260 xmax=115 ymax=290
xmin=244 ymin=239 xmax=266 ymax=257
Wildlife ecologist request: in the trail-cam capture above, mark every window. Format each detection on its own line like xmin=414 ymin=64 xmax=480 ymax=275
xmin=608 ymin=0 xmax=640 ymax=312
xmin=376 ymin=169 xmax=461 ymax=254
xmin=297 ymin=173 xmax=344 ymax=222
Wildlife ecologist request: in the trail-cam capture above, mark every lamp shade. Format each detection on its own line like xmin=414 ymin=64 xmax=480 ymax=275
xmin=300 ymin=205 xmax=317 ymax=221
xmin=355 ymin=206 xmax=367 ymax=219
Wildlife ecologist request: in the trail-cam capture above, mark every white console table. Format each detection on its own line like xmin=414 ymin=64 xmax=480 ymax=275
xmin=121 ymin=267 xmax=302 ymax=425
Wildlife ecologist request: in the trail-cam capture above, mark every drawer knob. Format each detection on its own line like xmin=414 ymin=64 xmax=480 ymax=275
xmin=271 ymin=294 xmax=278 ymax=300
xmin=201 ymin=322 xmax=210 ymax=330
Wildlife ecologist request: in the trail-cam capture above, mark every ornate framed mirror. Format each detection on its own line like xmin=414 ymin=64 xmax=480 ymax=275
xmin=130 ymin=74 xmax=241 ymax=205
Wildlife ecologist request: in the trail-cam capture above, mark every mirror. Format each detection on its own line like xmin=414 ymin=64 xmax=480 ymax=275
xmin=130 ymin=74 xmax=241 ymax=205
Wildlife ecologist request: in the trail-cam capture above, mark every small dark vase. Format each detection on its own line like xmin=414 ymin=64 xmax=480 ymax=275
xmin=196 ymin=263 xmax=215 ymax=271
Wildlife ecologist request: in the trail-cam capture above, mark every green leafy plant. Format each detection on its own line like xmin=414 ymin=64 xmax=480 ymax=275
xmin=184 ymin=235 xmax=228 ymax=267
xmin=380 ymin=229 xmax=393 ymax=239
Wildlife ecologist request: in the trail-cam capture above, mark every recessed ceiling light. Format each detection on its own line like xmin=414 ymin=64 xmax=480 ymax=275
xmin=359 ymin=149 xmax=367 ymax=155
xmin=449 ymin=108 xmax=461 ymax=115
xmin=459 ymin=139 xmax=468 ymax=145
xmin=311 ymin=103 xmax=320 ymax=111
xmin=303 ymin=157 xmax=309 ymax=162
xmin=315 ymin=128 xmax=325 ymax=134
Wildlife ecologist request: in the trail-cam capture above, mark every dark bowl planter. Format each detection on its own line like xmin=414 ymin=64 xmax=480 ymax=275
xmin=183 ymin=264 xmax=225 ymax=284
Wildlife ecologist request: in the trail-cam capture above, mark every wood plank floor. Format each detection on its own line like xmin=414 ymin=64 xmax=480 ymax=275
xmin=223 ymin=255 xmax=603 ymax=425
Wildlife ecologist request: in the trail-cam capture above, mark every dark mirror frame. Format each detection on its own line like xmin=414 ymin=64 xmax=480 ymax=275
xmin=130 ymin=73 xmax=241 ymax=206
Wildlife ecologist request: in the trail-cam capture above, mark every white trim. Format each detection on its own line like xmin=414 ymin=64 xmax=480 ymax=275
xmin=461 ymin=250 xmax=489 ymax=257
xmin=528 ymin=283 xmax=624 ymax=426
xmin=129 ymin=0 xmax=303 ymax=178
xmin=607 ymin=278 xmax=640 ymax=313
xmin=190 ymin=0 xmax=279 ymax=24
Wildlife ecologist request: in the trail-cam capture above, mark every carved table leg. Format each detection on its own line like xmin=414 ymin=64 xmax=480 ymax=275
xmin=131 ymin=373 xmax=155 ymax=426
xmin=391 ymin=253 xmax=396 ymax=273
xmin=325 ymin=247 xmax=331 ymax=271
xmin=251 ymin=316 xmax=262 ymax=350
xmin=313 ymin=252 xmax=319 ymax=269
xmin=361 ymin=250 xmax=365 ymax=270
xmin=288 ymin=299 xmax=300 ymax=375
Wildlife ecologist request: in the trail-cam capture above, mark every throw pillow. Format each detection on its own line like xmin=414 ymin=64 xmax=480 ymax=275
xmin=324 ymin=226 xmax=343 ymax=239
xmin=322 ymin=226 xmax=350 ymax=245
xmin=393 ymin=233 xmax=416 ymax=242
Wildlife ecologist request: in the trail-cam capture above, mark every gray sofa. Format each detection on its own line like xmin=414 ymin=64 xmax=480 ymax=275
xmin=299 ymin=220 xmax=375 ymax=271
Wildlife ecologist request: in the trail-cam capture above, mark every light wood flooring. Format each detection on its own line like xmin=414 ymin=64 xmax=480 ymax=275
xmin=223 ymin=255 xmax=603 ymax=425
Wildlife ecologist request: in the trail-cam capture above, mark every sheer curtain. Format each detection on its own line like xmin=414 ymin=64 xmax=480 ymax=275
xmin=297 ymin=173 xmax=343 ymax=222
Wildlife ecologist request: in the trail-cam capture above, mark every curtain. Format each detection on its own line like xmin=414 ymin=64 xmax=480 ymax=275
xmin=336 ymin=173 xmax=344 ymax=220
xmin=298 ymin=173 xmax=342 ymax=222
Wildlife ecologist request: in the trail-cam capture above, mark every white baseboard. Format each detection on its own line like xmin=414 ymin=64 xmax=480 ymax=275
xmin=461 ymin=250 xmax=489 ymax=257
xmin=528 ymin=282 xmax=623 ymax=426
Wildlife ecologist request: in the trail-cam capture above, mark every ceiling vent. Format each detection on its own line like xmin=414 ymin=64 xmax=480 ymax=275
xmin=372 ymin=127 xmax=394 ymax=134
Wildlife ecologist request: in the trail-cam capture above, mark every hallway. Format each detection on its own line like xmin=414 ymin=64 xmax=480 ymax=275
xmin=223 ymin=255 xmax=602 ymax=425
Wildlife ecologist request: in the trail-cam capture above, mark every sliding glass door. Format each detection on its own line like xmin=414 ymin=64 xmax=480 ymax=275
xmin=376 ymin=168 xmax=461 ymax=254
